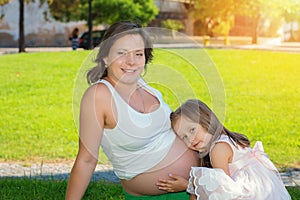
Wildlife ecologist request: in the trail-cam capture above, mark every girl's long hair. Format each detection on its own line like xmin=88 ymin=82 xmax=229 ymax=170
xmin=86 ymin=21 xmax=153 ymax=84
xmin=170 ymin=99 xmax=250 ymax=160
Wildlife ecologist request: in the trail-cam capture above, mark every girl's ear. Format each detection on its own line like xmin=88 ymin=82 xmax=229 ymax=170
xmin=103 ymin=57 xmax=108 ymax=67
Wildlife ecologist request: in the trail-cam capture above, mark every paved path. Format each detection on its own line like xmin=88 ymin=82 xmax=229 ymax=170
xmin=0 ymin=162 xmax=299 ymax=188
xmin=0 ymin=41 xmax=300 ymax=55
xmin=0 ymin=162 xmax=120 ymax=183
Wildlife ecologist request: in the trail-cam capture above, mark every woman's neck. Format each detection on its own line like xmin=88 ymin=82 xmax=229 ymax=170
xmin=104 ymin=76 xmax=139 ymax=99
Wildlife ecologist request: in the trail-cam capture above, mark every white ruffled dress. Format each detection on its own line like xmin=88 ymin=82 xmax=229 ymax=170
xmin=187 ymin=135 xmax=291 ymax=200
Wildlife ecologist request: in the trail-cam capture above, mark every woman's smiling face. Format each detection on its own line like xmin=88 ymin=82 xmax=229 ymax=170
xmin=104 ymin=34 xmax=146 ymax=85
xmin=173 ymin=115 xmax=212 ymax=151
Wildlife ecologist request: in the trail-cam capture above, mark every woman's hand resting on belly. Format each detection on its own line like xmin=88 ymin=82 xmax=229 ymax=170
xmin=121 ymin=137 xmax=199 ymax=195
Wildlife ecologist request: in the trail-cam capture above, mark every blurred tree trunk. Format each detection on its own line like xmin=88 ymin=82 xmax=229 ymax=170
xmin=252 ymin=16 xmax=259 ymax=44
xmin=19 ymin=0 xmax=25 ymax=52
xmin=289 ymin=22 xmax=296 ymax=42
xmin=87 ymin=0 xmax=93 ymax=49
xmin=184 ymin=12 xmax=195 ymax=36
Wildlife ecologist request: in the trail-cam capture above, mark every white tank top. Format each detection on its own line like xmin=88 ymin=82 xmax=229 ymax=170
xmin=98 ymin=79 xmax=176 ymax=180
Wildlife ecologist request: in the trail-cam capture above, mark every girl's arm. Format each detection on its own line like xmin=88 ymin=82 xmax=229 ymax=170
xmin=66 ymin=85 xmax=107 ymax=199
xmin=156 ymin=174 xmax=188 ymax=192
xmin=190 ymin=194 xmax=197 ymax=200
xmin=210 ymin=142 xmax=233 ymax=175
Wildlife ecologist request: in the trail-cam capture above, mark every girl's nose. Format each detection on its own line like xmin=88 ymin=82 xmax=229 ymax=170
xmin=187 ymin=133 xmax=195 ymax=143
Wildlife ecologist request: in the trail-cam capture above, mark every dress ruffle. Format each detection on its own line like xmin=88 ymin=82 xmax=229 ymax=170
xmin=188 ymin=167 xmax=252 ymax=200
xmin=187 ymin=140 xmax=291 ymax=200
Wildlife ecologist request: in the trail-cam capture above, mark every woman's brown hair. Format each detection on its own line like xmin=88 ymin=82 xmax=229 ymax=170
xmin=86 ymin=21 xmax=153 ymax=84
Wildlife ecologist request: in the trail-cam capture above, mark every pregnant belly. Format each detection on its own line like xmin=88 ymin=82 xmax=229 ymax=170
xmin=121 ymin=137 xmax=200 ymax=195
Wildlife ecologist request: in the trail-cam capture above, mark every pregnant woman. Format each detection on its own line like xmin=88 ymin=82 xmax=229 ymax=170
xmin=65 ymin=21 xmax=199 ymax=199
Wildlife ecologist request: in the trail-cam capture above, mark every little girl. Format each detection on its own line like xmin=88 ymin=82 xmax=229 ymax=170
xmin=157 ymin=99 xmax=291 ymax=200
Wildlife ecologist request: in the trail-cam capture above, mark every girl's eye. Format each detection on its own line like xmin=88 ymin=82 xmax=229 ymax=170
xmin=190 ymin=127 xmax=195 ymax=134
xmin=182 ymin=135 xmax=188 ymax=140
xmin=136 ymin=53 xmax=144 ymax=56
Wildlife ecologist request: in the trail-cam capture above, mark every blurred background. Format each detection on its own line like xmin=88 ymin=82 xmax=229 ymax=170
xmin=0 ymin=0 xmax=299 ymax=51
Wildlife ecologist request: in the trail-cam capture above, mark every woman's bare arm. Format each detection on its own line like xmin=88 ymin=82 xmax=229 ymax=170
xmin=66 ymin=140 xmax=98 ymax=199
xmin=66 ymin=85 xmax=108 ymax=199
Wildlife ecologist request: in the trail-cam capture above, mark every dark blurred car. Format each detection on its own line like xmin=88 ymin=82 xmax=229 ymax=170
xmin=78 ymin=30 xmax=106 ymax=49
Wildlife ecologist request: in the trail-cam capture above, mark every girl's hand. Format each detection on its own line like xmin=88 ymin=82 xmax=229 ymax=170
xmin=190 ymin=194 xmax=197 ymax=200
xmin=156 ymin=174 xmax=188 ymax=192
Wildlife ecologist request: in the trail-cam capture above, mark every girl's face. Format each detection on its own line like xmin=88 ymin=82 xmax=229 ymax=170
xmin=104 ymin=34 xmax=146 ymax=85
xmin=173 ymin=115 xmax=212 ymax=151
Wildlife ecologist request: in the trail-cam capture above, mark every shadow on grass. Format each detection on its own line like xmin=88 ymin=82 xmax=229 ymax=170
xmin=0 ymin=170 xmax=124 ymax=199
xmin=1 ymin=171 xmax=299 ymax=200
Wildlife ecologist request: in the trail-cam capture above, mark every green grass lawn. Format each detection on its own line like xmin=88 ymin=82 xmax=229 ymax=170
xmin=0 ymin=48 xmax=298 ymax=167
xmin=0 ymin=178 xmax=299 ymax=200
xmin=0 ymin=178 xmax=125 ymax=200
xmin=0 ymin=51 xmax=89 ymax=162
xmin=0 ymin=48 xmax=299 ymax=198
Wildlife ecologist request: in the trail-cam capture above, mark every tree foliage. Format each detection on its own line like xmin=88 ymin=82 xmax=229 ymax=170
xmin=49 ymin=0 xmax=82 ymax=22
xmin=48 ymin=0 xmax=158 ymax=26
xmin=279 ymin=0 xmax=300 ymax=22
xmin=189 ymin=0 xmax=235 ymax=37
xmin=91 ymin=0 xmax=158 ymax=26
xmin=186 ymin=0 xmax=300 ymax=41
xmin=161 ymin=19 xmax=184 ymax=31
xmin=234 ymin=0 xmax=283 ymax=19
xmin=233 ymin=0 xmax=300 ymax=43
xmin=0 ymin=0 xmax=11 ymax=5
xmin=161 ymin=19 xmax=184 ymax=38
